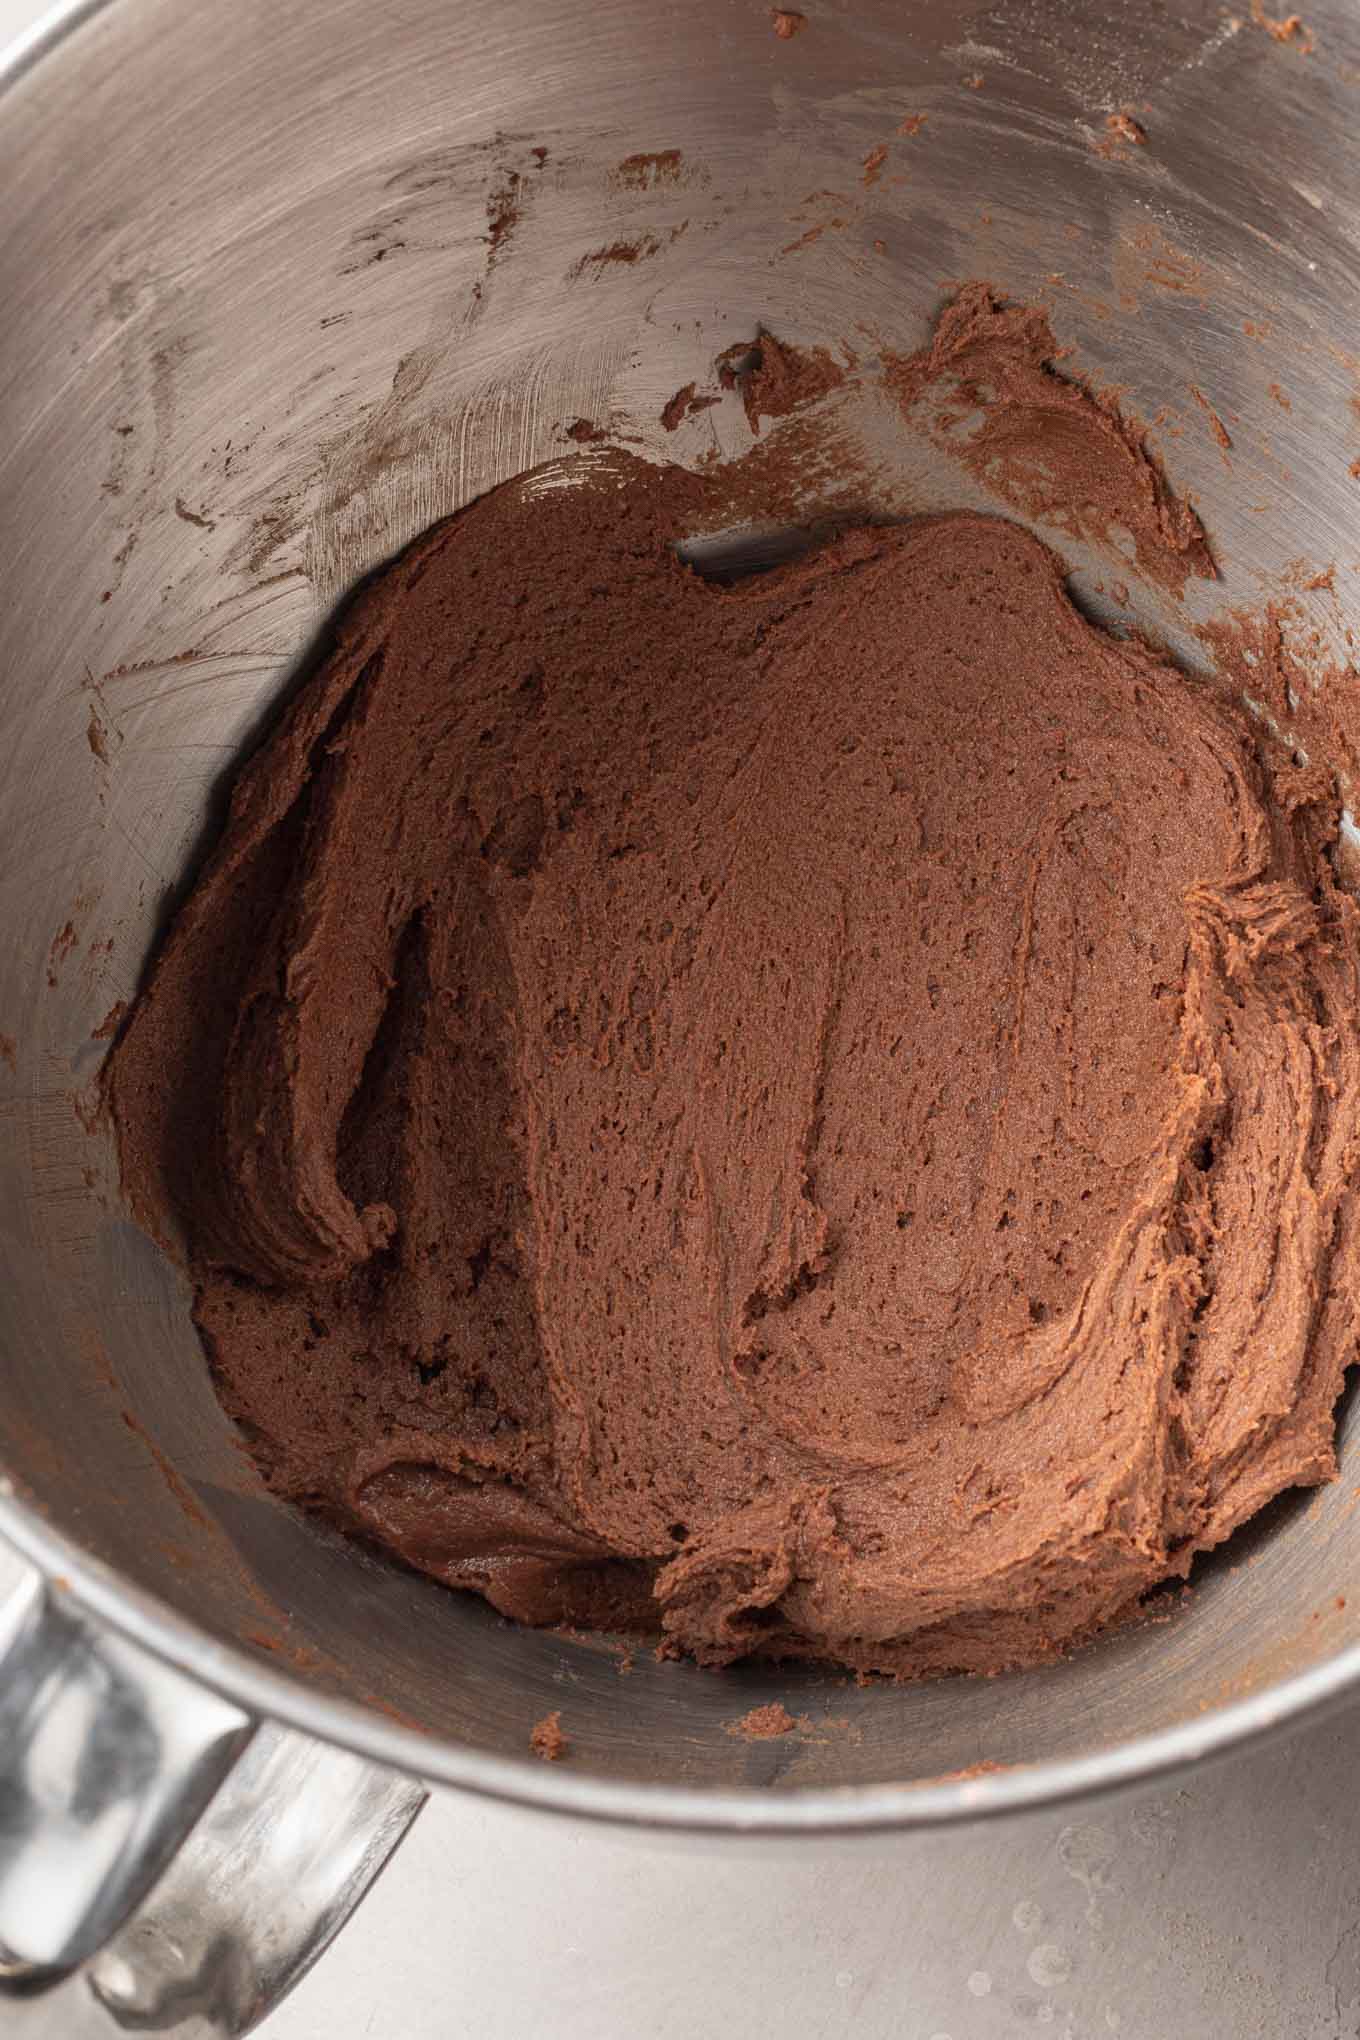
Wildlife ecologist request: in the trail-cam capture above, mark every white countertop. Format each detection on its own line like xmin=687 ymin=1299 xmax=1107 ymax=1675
xmin=271 ymin=1718 xmax=1360 ymax=2039
xmin=4 ymin=3 xmax=1359 ymax=2033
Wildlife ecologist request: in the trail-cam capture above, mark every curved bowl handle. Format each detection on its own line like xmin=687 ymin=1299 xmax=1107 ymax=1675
xmin=0 ymin=1561 xmax=427 ymax=2035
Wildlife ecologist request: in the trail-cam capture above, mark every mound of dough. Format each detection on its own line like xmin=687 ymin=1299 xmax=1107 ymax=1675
xmin=109 ymin=452 xmax=1360 ymax=1677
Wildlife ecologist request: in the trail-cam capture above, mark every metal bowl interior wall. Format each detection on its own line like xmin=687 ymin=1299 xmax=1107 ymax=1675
xmin=3 ymin=0 xmax=1360 ymax=1828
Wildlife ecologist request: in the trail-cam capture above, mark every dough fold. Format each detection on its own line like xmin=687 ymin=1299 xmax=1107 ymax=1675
xmin=109 ymin=457 xmax=1360 ymax=1677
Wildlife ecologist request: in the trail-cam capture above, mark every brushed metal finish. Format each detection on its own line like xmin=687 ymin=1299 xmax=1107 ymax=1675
xmin=3 ymin=0 xmax=1360 ymax=1839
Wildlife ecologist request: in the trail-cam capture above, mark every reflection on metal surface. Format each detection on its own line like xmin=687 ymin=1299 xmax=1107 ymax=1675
xmin=0 ymin=1570 xmax=250 ymax=1980
xmin=86 ymin=1726 xmax=426 ymax=2037
xmin=0 ymin=1553 xmax=425 ymax=2036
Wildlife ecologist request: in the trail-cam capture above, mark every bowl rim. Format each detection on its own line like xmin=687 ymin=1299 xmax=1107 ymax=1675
xmin=5 ymin=0 xmax=1359 ymax=1836
xmin=3 ymin=1475 xmax=1357 ymax=1833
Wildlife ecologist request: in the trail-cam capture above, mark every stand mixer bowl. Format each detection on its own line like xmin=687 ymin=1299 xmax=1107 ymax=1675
xmin=3 ymin=0 xmax=1360 ymax=1919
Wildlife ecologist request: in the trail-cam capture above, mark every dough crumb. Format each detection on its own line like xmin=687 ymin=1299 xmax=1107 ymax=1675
xmin=715 ymin=328 xmax=849 ymax=433
xmin=861 ymin=142 xmax=889 ymax=187
xmin=933 ymin=1758 xmax=1006 ymax=1782
xmin=92 ymin=1000 xmax=128 ymax=1043
xmin=771 ymin=9 xmax=806 ymax=36
xmin=1105 ymin=111 xmax=1147 ymax=145
xmin=613 ymin=149 xmax=684 ymax=189
xmin=1190 ymin=384 xmax=1233 ymax=453
xmin=728 ymin=1701 xmax=797 ymax=1740
xmin=530 ymin=1710 xmax=568 ymax=1761
xmin=660 ymin=383 xmax=722 ymax=432
xmin=1252 ymin=1 xmax=1314 ymax=48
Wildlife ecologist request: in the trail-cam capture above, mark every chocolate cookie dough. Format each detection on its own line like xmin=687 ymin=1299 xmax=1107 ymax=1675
xmin=109 ymin=446 xmax=1360 ymax=1680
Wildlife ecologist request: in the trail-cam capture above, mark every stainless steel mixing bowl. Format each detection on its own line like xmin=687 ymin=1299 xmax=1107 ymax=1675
xmin=5 ymin=0 xmax=1360 ymax=2027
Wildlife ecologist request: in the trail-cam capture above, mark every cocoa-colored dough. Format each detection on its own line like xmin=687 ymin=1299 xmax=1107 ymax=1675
xmin=529 ymin=1710 xmax=567 ymax=1761
xmin=110 ymin=403 xmax=1360 ymax=1685
xmin=883 ymin=284 xmax=1215 ymax=593
xmin=659 ymin=383 xmax=721 ymax=433
xmin=716 ymin=331 xmax=849 ymax=434
xmin=729 ymin=1702 xmax=797 ymax=1740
